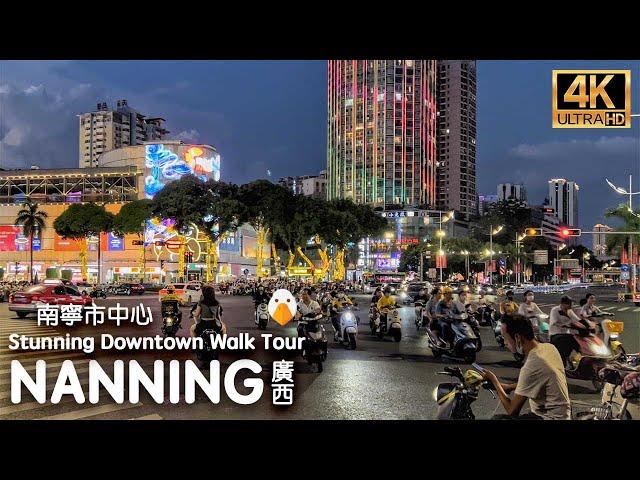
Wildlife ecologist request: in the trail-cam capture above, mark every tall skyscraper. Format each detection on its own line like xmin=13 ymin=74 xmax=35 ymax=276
xmin=327 ymin=60 xmax=437 ymax=208
xmin=78 ymin=99 xmax=169 ymax=168
xmin=497 ymin=183 xmax=527 ymax=203
xmin=436 ymin=60 xmax=477 ymax=219
xmin=593 ymin=223 xmax=613 ymax=258
xmin=548 ymin=178 xmax=579 ymax=227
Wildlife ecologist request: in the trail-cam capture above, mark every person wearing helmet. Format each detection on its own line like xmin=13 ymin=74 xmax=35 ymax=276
xmin=425 ymin=287 xmax=443 ymax=340
xmin=500 ymin=290 xmax=519 ymax=318
xmin=161 ymin=284 xmax=182 ymax=303
xmin=376 ymin=286 xmax=397 ymax=327
xmin=253 ymin=284 xmax=270 ymax=309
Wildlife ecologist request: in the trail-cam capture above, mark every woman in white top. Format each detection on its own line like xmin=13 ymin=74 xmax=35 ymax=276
xmin=578 ymin=293 xmax=601 ymax=330
xmin=517 ymin=290 xmax=544 ymax=318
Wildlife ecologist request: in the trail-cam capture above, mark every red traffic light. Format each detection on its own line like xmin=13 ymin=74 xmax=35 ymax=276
xmin=560 ymin=228 xmax=581 ymax=237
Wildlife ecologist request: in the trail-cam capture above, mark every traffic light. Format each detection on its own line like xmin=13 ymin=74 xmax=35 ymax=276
xmin=559 ymin=228 xmax=581 ymax=237
xmin=525 ymin=227 xmax=542 ymax=236
xmin=184 ymin=251 xmax=193 ymax=263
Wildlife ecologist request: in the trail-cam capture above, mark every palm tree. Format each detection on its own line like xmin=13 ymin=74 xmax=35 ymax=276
xmin=605 ymin=204 xmax=640 ymax=256
xmin=15 ymin=200 xmax=48 ymax=283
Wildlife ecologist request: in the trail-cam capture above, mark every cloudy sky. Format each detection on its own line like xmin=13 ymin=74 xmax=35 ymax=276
xmin=1 ymin=60 xmax=639 ymax=230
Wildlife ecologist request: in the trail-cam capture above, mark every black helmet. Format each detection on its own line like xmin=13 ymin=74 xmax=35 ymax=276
xmin=506 ymin=290 xmax=514 ymax=297
xmin=383 ymin=286 xmax=392 ymax=294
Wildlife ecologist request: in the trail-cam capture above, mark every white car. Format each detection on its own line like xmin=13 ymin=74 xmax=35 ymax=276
xmin=158 ymin=282 xmax=202 ymax=305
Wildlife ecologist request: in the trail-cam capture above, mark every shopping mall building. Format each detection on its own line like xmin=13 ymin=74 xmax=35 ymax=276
xmin=0 ymin=141 xmax=270 ymax=284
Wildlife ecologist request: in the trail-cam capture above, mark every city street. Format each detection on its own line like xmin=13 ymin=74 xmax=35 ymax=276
xmin=1 ymin=287 xmax=638 ymax=420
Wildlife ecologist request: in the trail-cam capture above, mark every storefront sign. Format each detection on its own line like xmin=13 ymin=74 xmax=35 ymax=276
xmin=534 ymin=250 xmax=548 ymax=265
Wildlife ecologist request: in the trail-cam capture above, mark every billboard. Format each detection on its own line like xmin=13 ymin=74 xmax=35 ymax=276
xmin=100 ymin=232 xmax=125 ymax=251
xmin=144 ymin=143 xmax=221 ymax=199
xmin=0 ymin=226 xmax=33 ymax=252
xmin=219 ymin=231 xmax=241 ymax=253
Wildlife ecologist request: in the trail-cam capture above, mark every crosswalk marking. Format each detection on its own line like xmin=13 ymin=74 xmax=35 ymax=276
xmin=0 ymin=365 xmax=90 ymax=387
xmin=131 ymin=413 xmax=163 ymax=420
xmin=0 ymin=352 xmax=86 ymax=367
xmin=601 ymin=306 xmax=615 ymax=311
xmin=0 ymin=359 xmax=89 ymax=376
xmin=37 ymin=402 xmax=142 ymax=420
xmin=617 ymin=307 xmax=630 ymax=312
xmin=0 ymin=396 xmax=78 ymax=416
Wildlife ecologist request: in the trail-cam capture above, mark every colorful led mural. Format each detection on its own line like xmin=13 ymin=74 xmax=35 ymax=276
xmin=144 ymin=143 xmax=221 ymax=199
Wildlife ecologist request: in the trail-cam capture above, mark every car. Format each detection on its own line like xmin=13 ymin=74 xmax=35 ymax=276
xmin=158 ymin=281 xmax=201 ymax=305
xmin=8 ymin=284 xmax=93 ymax=318
xmin=402 ymin=282 xmax=432 ymax=304
xmin=124 ymin=283 xmax=145 ymax=295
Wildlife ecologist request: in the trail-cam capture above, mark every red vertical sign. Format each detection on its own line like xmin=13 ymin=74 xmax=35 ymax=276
xmin=436 ymin=254 xmax=447 ymax=269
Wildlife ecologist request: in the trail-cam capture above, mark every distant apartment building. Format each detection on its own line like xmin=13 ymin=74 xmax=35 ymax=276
xmin=593 ymin=223 xmax=613 ymax=258
xmin=477 ymin=194 xmax=498 ymax=216
xmin=548 ymin=178 xmax=579 ymax=227
xmin=497 ymin=183 xmax=527 ymax=204
xmin=278 ymin=171 xmax=327 ymax=199
xmin=78 ymin=100 xmax=169 ymax=168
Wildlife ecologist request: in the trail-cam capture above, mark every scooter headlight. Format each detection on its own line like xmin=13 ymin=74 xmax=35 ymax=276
xmin=342 ymin=312 xmax=354 ymax=321
xmin=165 ymin=317 xmax=174 ymax=326
xmin=400 ymin=292 xmax=407 ymax=299
xmin=590 ymin=342 xmax=611 ymax=356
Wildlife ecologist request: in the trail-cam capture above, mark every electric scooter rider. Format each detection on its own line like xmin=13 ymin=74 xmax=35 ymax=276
xmin=425 ymin=287 xmax=442 ymax=341
xmin=578 ymin=293 xmax=603 ymax=331
xmin=295 ymin=288 xmax=322 ymax=337
xmin=549 ymin=296 xmax=585 ymax=367
xmin=414 ymin=287 xmax=430 ymax=327
xmin=376 ymin=286 xmax=397 ymax=328
xmin=517 ymin=290 xmax=545 ymax=319
xmin=330 ymin=289 xmax=354 ymax=340
xmin=253 ymin=284 xmax=270 ymax=309
xmin=435 ymin=287 xmax=466 ymax=346
xmin=499 ymin=290 xmax=519 ymax=319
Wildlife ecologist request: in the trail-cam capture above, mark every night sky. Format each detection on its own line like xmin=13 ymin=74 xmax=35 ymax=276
xmin=1 ymin=60 xmax=639 ymax=231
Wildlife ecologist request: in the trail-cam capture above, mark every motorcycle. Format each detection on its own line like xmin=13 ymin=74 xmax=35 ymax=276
xmin=161 ymin=299 xmax=182 ymax=337
xmin=109 ymin=284 xmax=131 ymax=296
xmin=89 ymin=288 xmax=107 ymax=299
xmin=298 ymin=312 xmax=328 ymax=373
xmin=425 ymin=312 xmax=479 ymax=363
xmin=434 ymin=366 xmax=496 ymax=420
xmin=334 ymin=305 xmax=359 ymax=349
xmin=373 ymin=306 xmax=402 ymax=342
xmin=255 ymin=302 xmax=269 ymax=330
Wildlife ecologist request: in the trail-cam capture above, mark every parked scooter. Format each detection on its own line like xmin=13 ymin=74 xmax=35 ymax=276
xmin=373 ymin=306 xmax=402 ymax=342
xmin=425 ymin=311 xmax=479 ymax=363
xmin=333 ymin=305 xmax=359 ymax=349
xmin=255 ymin=302 xmax=269 ymax=330
xmin=160 ymin=298 xmax=182 ymax=337
xmin=434 ymin=365 xmax=496 ymax=420
xmin=298 ymin=312 xmax=328 ymax=373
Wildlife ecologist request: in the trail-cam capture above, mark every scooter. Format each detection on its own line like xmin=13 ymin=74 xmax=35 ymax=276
xmin=161 ymin=299 xmax=182 ymax=337
xmin=434 ymin=365 xmax=496 ymax=420
xmin=473 ymin=303 xmax=494 ymax=326
xmin=512 ymin=312 xmax=550 ymax=363
xmin=464 ymin=305 xmax=483 ymax=352
xmin=491 ymin=311 xmax=505 ymax=348
xmin=374 ymin=306 xmax=402 ymax=342
xmin=368 ymin=304 xmax=379 ymax=334
xmin=255 ymin=302 xmax=269 ymax=330
xmin=334 ymin=306 xmax=359 ymax=349
xmin=195 ymin=315 xmax=224 ymax=367
xmin=425 ymin=312 xmax=479 ymax=363
xmin=298 ymin=312 xmax=328 ymax=373
xmin=414 ymin=301 xmax=425 ymax=331
xmin=564 ymin=323 xmax=615 ymax=392
xmin=592 ymin=311 xmax=625 ymax=357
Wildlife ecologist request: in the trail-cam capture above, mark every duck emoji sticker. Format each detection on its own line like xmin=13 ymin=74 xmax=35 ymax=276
xmin=268 ymin=289 xmax=297 ymax=326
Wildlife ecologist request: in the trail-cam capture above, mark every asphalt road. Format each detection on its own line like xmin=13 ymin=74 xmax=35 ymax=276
xmin=0 ymin=286 xmax=638 ymax=420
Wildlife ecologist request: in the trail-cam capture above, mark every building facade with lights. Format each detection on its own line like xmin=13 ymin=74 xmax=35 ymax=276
xmin=327 ymin=60 xmax=438 ymax=208
xmin=592 ymin=223 xmax=613 ymax=259
xmin=0 ymin=141 xmax=269 ymax=283
xmin=436 ymin=60 xmax=477 ymax=220
xmin=548 ymin=178 xmax=579 ymax=228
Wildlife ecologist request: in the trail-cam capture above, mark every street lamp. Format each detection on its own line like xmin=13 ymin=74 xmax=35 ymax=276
xmin=435 ymin=218 xmax=448 ymax=282
xmin=515 ymin=232 xmax=526 ymax=284
xmin=582 ymin=252 xmax=590 ymax=283
xmin=461 ymin=250 xmax=470 ymax=281
xmin=488 ymin=225 xmax=504 ymax=285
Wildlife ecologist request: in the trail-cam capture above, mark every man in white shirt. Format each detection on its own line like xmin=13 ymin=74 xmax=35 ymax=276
xmin=295 ymin=288 xmax=322 ymax=337
xmin=481 ymin=314 xmax=571 ymax=420
xmin=549 ymin=296 xmax=585 ymax=366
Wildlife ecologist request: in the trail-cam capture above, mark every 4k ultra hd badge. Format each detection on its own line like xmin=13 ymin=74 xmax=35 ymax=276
xmin=552 ymin=70 xmax=631 ymax=128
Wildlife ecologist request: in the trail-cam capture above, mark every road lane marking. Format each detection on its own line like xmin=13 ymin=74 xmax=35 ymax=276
xmin=601 ymin=306 xmax=615 ymax=311
xmin=131 ymin=413 xmax=163 ymax=420
xmin=0 ymin=396 xmax=78 ymax=416
xmin=617 ymin=307 xmax=630 ymax=312
xmin=0 ymin=349 xmax=84 ymax=358
xmin=38 ymin=402 xmax=142 ymax=420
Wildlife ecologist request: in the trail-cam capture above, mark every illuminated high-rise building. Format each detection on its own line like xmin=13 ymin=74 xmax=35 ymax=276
xmin=327 ymin=60 xmax=437 ymax=207
xmin=548 ymin=178 xmax=579 ymax=227
xmin=436 ymin=60 xmax=477 ymax=220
